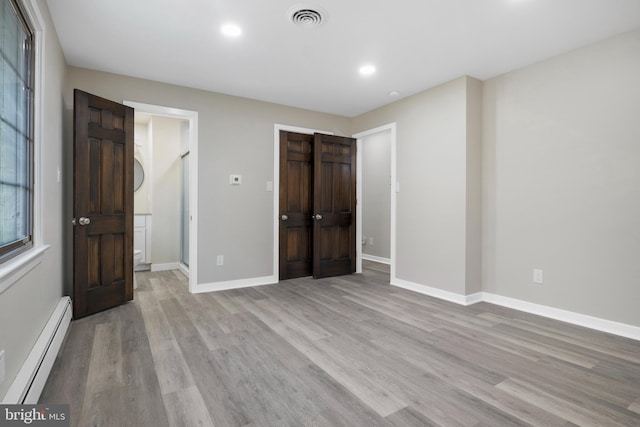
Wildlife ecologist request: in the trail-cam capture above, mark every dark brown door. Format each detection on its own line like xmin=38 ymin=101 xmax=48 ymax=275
xmin=73 ymin=89 xmax=134 ymax=318
xmin=312 ymin=133 xmax=356 ymax=278
xmin=279 ymin=131 xmax=313 ymax=280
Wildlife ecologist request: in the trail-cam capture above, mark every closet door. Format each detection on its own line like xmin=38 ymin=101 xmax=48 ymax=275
xmin=279 ymin=131 xmax=313 ymax=279
xmin=312 ymin=133 xmax=356 ymax=278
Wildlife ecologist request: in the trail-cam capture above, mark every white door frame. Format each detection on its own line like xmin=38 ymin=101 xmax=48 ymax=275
xmin=124 ymin=101 xmax=199 ymax=293
xmin=353 ymin=123 xmax=397 ymax=279
xmin=273 ymin=124 xmax=334 ymax=280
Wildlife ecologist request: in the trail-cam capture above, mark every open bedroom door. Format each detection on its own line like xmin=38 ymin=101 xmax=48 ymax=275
xmin=73 ymin=89 xmax=134 ymax=318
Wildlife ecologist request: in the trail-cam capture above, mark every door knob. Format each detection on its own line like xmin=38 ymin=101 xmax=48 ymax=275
xmin=281 ymin=214 xmax=288 ymax=221
xmin=79 ymin=217 xmax=91 ymax=226
xmin=314 ymin=214 xmax=323 ymax=221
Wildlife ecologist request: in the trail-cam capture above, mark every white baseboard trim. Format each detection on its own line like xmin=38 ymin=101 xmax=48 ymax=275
xmin=482 ymin=293 xmax=640 ymax=341
xmin=389 ymin=277 xmax=640 ymax=341
xmin=362 ymin=254 xmax=391 ymax=265
xmin=134 ymin=263 xmax=151 ymax=272
xmin=391 ymin=278 xmax=481 ymax=306
xmin=193 ymin=275 xmax=277 ymax=294
xmin=2 ymin=297 xmax=72 ymax=404
xmin=465 ymin=292 xmax=485 ymax=305
xmin=178 ymin=263 xmax=189 ymax=278
xmin=151 ymin=262 xmax=180 ymax=272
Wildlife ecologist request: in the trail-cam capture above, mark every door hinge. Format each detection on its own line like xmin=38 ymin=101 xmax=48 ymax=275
xmin=71 ymin=218 xmax=76 ymax=226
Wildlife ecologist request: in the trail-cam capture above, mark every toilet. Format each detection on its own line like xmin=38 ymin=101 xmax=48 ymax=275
xmin=133 ymin=249 xmax=143 ymax=289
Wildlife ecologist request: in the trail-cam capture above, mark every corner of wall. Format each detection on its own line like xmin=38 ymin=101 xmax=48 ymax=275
xmin=465 ymin=76 xmax=483 ymax=295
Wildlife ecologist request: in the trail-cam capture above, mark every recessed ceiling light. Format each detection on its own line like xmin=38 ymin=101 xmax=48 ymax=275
xmin=389 ymin=90 xmax=400 ymax=97
xmin=359 ymin=64 xmax=376 ymax=76
xmin=221 ymin=23 xmax=242 ymax=38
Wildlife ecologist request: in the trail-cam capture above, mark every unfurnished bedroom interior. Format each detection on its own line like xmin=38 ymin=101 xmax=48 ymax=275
xmin=1 ymin=0 xmax=639 ymax=426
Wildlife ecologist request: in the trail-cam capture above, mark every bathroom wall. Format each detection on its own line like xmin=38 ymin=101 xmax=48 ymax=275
xmin=134 ymin=121 xmax=152 ymax=214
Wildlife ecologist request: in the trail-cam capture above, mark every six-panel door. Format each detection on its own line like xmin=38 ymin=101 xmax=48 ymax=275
xmin=73 ymin=89 xmax=134 ymax=318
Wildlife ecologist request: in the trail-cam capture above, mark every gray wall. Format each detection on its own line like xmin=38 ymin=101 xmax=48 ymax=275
xmin=482 ymin=29 xmax=640 ymax=327
xmin=361 ymin=131 xmax=391 ymax=260
xmin=3 ymin=9 xmax=639 ymax=402
xmin=0 ymin=0 xmax=66 ymax=399
xmin=353 ymin=76 xmax=483 ymax=296
xmin=465 ymin=78 xmax=483 ymax=295
xmin=64 ymin=67 xmax=351 ymax=284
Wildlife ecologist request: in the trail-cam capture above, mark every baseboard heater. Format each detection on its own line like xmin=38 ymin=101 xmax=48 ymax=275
xmin=2 ymin=296 xmax=72 ymax=404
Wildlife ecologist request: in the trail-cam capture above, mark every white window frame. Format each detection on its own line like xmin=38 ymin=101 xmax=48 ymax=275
xmin=0 ymin=0 xmax=49 ymax=294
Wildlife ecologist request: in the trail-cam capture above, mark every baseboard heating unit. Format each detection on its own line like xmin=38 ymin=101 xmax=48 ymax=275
xmin=2 ymin=296 xmax=72 ymax=404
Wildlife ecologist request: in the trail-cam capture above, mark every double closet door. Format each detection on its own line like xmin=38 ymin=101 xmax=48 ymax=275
xmin=279 ymin=131 xmax=356 ymax=280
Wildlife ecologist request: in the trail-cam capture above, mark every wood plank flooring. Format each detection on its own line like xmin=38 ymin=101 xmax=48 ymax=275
xmin=40 ymin=261 xmax=640 ymax=426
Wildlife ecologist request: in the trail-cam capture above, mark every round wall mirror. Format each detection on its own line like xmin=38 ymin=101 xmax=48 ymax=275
xmin=133 ymin=158 xmax=144 ymax=192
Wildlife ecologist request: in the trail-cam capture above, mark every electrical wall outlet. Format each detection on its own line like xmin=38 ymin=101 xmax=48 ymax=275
xmin=368 ymin=237 xmax=374 ymax=246
xmin=217 ymin=255 xmax=224 ymax=266
xmin=533 ymin=269 xmax=544 ymax=284
xmin=0 ymin=349 xmax=5 ymax=384
xmin=361 ymin=237 xmax=366 ymax=245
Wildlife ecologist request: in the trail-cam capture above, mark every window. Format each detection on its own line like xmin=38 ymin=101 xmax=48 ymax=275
xmin=0 ymin=0 xmax=34 ymax=263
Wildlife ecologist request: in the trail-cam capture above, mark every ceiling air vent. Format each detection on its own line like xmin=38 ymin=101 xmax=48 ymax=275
xmin=289 ymin=6 xmax=326 ymax=27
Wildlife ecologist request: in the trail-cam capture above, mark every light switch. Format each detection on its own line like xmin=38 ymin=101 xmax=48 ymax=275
xmin=229 ymin=175 xmax=242 ymax=185
xmin=266 ymin=181 xmax=273 ymax=191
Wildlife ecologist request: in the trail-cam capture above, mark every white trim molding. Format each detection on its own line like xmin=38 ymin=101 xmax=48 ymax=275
xmin=0 ymin=0 xmax=49 ymax=296
xmin=178 ymin=263 xmax=189 ymax=278
xmin=194 ymin=275 xmax=277 ymax=294
xmin=481 ymin=293 xmax=640 ymax=341
xmin=352 ymin=123 xmax=397 ymax=280
xmin=151 ymin=262 xmax=181 ymax=272
xmin=18 ymin=0 xmax=46 ymax=251
xmin=0 ymin=245 xmax=50 ymax=295
xmin=390 ymin=277 xmax=640 ymax=341
xmin=2 ymin=297 xmax=72 ymax=404
xmin=362 ymin=254 xmax=391 ymax=265
xmin=392 ymin=278 xmax=482 ymax=306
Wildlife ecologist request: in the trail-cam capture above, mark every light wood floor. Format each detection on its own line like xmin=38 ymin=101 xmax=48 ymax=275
xmin=40 ymin=261 xmax=640 ymax=426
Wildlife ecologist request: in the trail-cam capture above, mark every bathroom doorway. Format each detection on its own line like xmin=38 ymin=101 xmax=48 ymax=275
xmin=125 ymin=101 xmax=198 ymax=292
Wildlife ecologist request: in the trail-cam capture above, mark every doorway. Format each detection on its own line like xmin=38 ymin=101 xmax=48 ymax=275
xmin=275 ymin=126 xmax=357 ymax=280
xmin=124 ymin=101 xmax=198 ymax=292
xmin=354 ymin=123 xmax=397 ymax=278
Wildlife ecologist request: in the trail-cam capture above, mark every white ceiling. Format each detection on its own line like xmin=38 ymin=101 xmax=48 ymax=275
xmin=47 ymin=0 xmax=640 ymax=117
